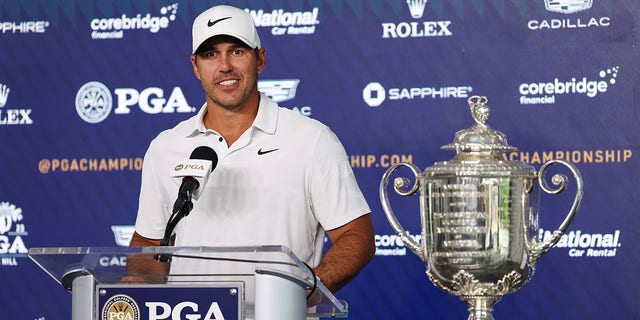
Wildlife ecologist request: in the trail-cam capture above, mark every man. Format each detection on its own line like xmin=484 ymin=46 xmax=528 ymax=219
xmin=127 ymin=4 xmax=374 ymax=301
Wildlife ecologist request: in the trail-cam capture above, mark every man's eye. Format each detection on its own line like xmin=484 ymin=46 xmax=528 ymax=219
xmin=232 ymin=49 xmax=244 ymax=55
xmin=202 ymin=51 xmax=216 ymax=58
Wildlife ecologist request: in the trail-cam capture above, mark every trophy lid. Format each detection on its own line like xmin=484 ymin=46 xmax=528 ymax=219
xmin=441 ymin=96 xmax=517 ymax=153
xmin=425 ymin=95 xmax=535 ymax=178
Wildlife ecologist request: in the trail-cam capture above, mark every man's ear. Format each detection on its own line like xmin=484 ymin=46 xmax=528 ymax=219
xmin=257 ymin=48 xmax=267 ymax=74
xmin=190 ymin=55 xmax=202 ymax=80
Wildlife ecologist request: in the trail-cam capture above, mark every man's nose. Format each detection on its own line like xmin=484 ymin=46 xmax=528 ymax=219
xmin=218 ymin=54 xmax=233 ymax=72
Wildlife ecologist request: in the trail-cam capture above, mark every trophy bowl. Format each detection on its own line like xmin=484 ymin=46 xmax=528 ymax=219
xmin=379 ymin=96 xmax=583 ymax=320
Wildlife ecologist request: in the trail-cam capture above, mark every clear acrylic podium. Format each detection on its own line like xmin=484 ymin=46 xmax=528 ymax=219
xmin=28 ymin=245 xmax=348 ymax=320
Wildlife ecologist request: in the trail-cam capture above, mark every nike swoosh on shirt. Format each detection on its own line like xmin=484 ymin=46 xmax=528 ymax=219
xmin=257 ymin=148 xmax=279 ymax=155
xmin=208 ymin=17 xmax=232 ymax=27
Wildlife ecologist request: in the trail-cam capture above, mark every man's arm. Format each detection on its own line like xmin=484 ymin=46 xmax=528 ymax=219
xmin=313 ymin=214 xmax=376 ymax=293
xmin=121 ymin=231 xmax=170 ymax=283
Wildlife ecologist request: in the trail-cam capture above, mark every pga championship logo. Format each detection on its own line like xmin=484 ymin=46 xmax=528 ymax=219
xmin=0 ymin=202 xmax=29 ymax=266
xmin=76 ymin=81 xmax=112 ymax=123
xmin=102 ymin=294 xmax=140 ymax=320
xmin=75 ymin=81 xmax=194 ymax=124
xmin=174 ymin=163 xmax=206 ymax=171
xmin=101 ymin=293 xmax=233 ymax=320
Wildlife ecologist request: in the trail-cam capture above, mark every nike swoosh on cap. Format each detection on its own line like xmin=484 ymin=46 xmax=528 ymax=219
xmin=208 ymin=17 xmax=232 ymax=27
xmin=257 ymin=148 xmax=279 ymax=155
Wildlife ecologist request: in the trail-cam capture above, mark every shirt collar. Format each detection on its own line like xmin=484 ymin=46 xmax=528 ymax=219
xmin=185 ymin=92 xmax=278 ymax=138
xmin=253 ymin=92 xmax=278 ymax=135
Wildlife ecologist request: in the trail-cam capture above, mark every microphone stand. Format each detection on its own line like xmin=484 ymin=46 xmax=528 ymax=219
xmin=154 ymin=192 xmax=194 ymax=262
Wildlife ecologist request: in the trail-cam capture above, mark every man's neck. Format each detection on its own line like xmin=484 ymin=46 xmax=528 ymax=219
xmin=203 ymin=93 xmax=260 ymax=147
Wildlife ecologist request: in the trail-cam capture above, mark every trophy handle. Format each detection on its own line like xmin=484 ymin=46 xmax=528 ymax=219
xmin=529 ymin=159 xmax=584 ymax=262
xmin=379 ymin=162 xmax=424 ymax=260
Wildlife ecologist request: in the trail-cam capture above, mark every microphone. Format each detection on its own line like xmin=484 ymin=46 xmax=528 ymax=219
xmin=156 ymin=146 xmax=218 ymax=262
xmin=170 ymin=146 xmax=218 ymax=213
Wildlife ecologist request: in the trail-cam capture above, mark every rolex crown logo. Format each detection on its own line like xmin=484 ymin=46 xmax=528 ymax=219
xmin=407 ymin=0 xmax=428 ymax=19
xmin=0 ymin=84 xmax=10 ymax=108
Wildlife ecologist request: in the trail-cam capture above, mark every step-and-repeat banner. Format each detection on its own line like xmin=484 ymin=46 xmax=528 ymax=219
xmin=0 ymin=0 xmax=637 ymax=319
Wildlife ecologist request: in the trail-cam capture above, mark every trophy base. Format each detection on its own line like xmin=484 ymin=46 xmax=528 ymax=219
xmin=427 ymin=269 xmax=523 ymax=320
xmin=462 ymin=295 xmax=501 ymax=320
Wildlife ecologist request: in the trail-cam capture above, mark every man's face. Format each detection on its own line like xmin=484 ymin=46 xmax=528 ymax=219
xmin=191 ymin=36 xmax=266 ymax=111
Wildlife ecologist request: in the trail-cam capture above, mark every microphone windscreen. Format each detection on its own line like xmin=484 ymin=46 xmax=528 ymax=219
xmin=190 ymin=146 xmax=218 ymax=171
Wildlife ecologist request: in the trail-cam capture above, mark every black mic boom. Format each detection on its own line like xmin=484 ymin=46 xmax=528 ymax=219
xmin=157 ymin=146 xmax=218 ymax=262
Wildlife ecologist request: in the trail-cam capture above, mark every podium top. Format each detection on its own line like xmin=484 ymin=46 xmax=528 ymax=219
xmin=28 ymin=245 xmax=347 ymax=318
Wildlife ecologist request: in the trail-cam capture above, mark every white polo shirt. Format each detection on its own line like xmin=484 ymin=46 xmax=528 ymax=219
xmin=134 ymin=93 xmax=370 ymax=267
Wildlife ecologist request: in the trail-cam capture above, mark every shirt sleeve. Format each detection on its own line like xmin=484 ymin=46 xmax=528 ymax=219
xmin=308 ymin=127 xmax=371 ymax=230
xmin=134 ymin=141 xmax=172 ymax=239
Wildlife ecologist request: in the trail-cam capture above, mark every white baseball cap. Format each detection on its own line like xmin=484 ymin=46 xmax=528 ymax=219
xmin=192 ymin=5 xmax=261 ymax=54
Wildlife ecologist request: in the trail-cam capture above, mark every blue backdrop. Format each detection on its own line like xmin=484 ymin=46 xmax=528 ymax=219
xmin=0 ymin=0 xmax=638 ymax=319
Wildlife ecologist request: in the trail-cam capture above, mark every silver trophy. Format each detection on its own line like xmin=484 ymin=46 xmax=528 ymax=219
xmin=379 ymin=96 xmax=583 ymax=320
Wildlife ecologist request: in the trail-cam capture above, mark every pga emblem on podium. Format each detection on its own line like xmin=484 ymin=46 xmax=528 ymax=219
xmin=98 ymin=285 xmax=242 ymax=320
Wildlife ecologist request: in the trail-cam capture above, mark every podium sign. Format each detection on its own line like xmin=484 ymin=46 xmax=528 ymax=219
xmin=28 ymin=245 xmax=348 ymax=320
xmin=98 ymin=284 xmax=242 ymax=320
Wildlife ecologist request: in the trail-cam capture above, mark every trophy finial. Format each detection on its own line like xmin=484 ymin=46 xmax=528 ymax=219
xmin=443 ymin=95 xmax=515 ymax=153
xmin=468 ymin=95 xmax=489 ymax=126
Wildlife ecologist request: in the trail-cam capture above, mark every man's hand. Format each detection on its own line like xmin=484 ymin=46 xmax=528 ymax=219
xmin=121 ymin=232 xmax=170 ymax=284
xmin=313 ymin=214 xmax=375 ymax=293
xmin=306 ymin=285 xmax=325 ymax=307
